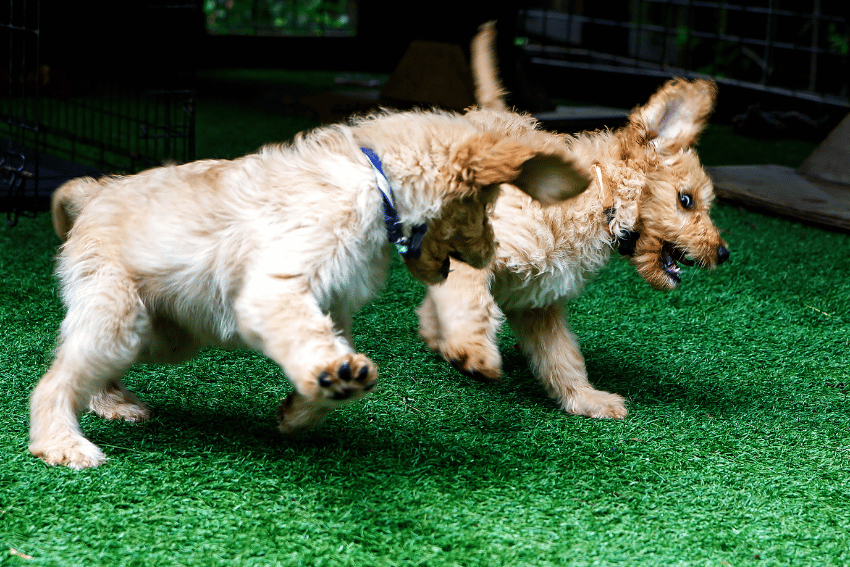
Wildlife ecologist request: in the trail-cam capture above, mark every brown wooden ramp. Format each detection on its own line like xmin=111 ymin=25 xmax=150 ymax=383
xmin=380 ymin=41 xmax=475 ymax=111
xmin=708 ymin=112 xmax=850 ymax=231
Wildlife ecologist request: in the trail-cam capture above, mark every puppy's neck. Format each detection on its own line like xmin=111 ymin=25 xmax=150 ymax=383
xmin=589 ymin=157 xmax=641 ymax=243
xmin=360 ymin=147 xmax=428 ymax=259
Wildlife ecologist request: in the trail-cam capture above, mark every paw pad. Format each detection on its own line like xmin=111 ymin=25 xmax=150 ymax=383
xmin=317 ymin=355 xmax=377 ymax=401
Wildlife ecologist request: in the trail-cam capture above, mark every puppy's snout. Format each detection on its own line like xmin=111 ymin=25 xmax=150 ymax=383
xmin=717 ymin=246 xmax=730 ymax=265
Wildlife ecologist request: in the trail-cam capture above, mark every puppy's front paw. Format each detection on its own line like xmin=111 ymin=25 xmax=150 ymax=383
xmin=443 ymin=343 xmax=502 ymax=382
xmin=30 ymin=436 xmax=107 ymax=470
xmin=316 ymin=353 xmax=378 ymax=401
xmin=564 ymin=388 xmax=628 ymax=420
xmin=277 ymin=354 xmax=378 ymax=435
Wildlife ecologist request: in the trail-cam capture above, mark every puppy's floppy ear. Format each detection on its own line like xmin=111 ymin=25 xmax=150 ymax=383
xmin=510 ymin=152 xmax=591 ymax=205
xmin=629 ymin=78 xmax=716 ymax=154
xmin=457 ymin=135 xmax=591 ymax=206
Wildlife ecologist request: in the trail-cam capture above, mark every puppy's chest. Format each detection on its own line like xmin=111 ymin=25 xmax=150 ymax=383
xmin=489 ymin=222 xmax=613 ymax=311
xmin=312 ymin=232 xmax=391 ymax=313
xmin=491 ymin=256 xmax=597 ymax=310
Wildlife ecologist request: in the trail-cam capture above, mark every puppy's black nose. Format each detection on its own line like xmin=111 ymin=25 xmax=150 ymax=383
xmin=717 ymin=246 xmax=730 ymax=264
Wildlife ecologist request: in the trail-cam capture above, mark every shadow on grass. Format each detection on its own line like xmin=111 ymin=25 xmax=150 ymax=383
xmin=491 ymin=339 xmax=745 ymax=416
xmin=82 ymin=404 xmax=548 ymax=477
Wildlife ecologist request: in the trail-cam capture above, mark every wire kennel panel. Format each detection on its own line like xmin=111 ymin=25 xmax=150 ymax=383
xmin=35 ymin=86 xmax=196 ymax=174
xmin=517 ymin=0 xmax=849 ymax=108
xmin=1 ymin=0 xmax=40 ymax=225
xmin=1 ymin=0 xmax=196 ymax=226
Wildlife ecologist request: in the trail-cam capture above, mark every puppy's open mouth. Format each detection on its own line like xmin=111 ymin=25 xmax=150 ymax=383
xmin=661 ymin=242 xmax=695 ymax=284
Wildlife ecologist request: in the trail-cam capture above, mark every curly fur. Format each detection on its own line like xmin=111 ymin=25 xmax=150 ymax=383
xmin=29 ymin=107 xmax=591 ymax=469
xmin=417 ymin=22 xmax=730 ymax=418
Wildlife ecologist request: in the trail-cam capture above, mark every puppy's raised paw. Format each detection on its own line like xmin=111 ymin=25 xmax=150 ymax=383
xmin=277 ymin=354 xmax=377 ymax=435
xmin=316 ymin=353 xmax=378 ymax=401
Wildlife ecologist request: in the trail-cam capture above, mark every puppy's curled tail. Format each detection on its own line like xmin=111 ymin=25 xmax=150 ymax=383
xmin=51 ymin=176 xmax=106 ymax=241
xmin=471 ymin=21 xmax=508 ymax=111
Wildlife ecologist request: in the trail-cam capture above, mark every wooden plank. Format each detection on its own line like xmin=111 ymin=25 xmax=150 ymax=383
xmin=707 ymin=164 xmax=850 ymax=231
xmin=535 ymin=105 xmax=630 ymax=133
xmin=798 ymin=112 xmax=850 ymax=186
xmin=380 ymin=41 xmax=475 ymax=111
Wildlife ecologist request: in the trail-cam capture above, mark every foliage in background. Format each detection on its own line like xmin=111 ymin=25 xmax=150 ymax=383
xmin=204 ymin=0 xmax=354 ymax=36
xmin=828 ymin=23 xmax=850 ymax=55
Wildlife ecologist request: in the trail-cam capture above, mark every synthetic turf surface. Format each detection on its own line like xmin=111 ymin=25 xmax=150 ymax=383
xmin=1 ymin=71 xmax=848 ymax=566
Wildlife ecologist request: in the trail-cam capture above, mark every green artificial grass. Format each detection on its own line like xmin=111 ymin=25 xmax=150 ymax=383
xmin=2 ymin=73 xmax=849 ymax=567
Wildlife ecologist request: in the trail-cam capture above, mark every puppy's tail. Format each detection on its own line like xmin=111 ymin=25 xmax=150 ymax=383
xmin=471 ymin=21 xmax=508 ymax=112
xmin=51 ymin=176 xmax=107 ymax=241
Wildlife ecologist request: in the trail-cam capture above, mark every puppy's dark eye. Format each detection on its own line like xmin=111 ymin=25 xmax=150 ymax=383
xmin=678 ymin=193 xmax=694 ymax=210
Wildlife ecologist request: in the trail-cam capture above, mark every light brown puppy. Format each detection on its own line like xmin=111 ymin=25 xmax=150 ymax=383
xmin=31 ymin=107 xmax=591 ymax=469
xmin=418 ymin=22 xmax=729 ymax=419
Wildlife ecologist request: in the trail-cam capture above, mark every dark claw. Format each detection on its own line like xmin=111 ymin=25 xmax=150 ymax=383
xmin=450 ymin=357 xmax=496 ymax=382
xmin=363 ymin=381 xmax=376 ymax=392
xmin=277 ymin=393 xmax=295 ymax=422
xmin=329 ymin=390 xmax=352 ymax=400
xmin=717 ymin=246 xmax=730 ymax=264
xmin=317 ymin=371 xmax=332 ymax=387
xmin=440 ymin=257 xmax=451 ymax=279
xmin=460 ymin=367 xmax=497 ymax=382
xmin=338 ymin=362 xmax=352 ymax=381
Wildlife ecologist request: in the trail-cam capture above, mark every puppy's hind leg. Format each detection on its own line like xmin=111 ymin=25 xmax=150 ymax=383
xmin=88 ymin=316 xmax=205 ymax=423
xmin=236 ymin=277 xmax=378 ymax=435
xmin=87 ymin=379 xmax=150 ymax=423
xmin=29 ymin=265 xmax=151 ymax=469
xmin=506 ymin=305 xmax=627 ymax=419
xmin=416 ymin=260 xmax=503 ymax=381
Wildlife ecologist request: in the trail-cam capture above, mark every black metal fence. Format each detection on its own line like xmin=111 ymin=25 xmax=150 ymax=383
xmin=517 ymin=1 xmax=849 ymax=107
xmin=1 ymin=0 xmax=196 ymax=226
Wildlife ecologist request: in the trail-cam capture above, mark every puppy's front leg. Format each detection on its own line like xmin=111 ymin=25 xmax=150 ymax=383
xmin=506 ymin=305 xmax=627 ymax=419
xmin=235 ymin=277 xmax=377 ymax=434
xmin=417 ymin=259 xmax=503 ymax=381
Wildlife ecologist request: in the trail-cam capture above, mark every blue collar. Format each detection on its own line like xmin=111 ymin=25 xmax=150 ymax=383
xmin=360 ymin=147 xmax=428 ymax=260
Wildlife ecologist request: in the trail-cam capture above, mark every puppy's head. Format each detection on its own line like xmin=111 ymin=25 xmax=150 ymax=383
xmin=405 ymin=131 xmax=591 ymax=284
xmin=619 ymin=78 xmax=729 ymax=290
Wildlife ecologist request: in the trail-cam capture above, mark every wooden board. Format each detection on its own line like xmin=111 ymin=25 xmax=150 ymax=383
xmin=707 ymin=164 xmax=850 ymax=231
xmin=798 ymin=112 xmax=850 ymax=186
xmin=379 ymin=41 xmax=475 ymax=111
xmin=535 ymin=105 xmax=630 ymax=133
